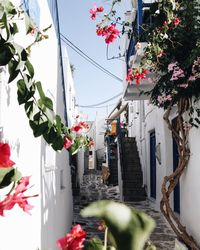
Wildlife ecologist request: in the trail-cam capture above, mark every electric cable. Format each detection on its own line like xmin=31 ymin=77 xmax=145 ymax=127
xmin=79 ymin=102 xmax=117 ymax=109
xmin=76 ymin=92 xmax=122 ymax=107
xmin=60 ymin=34 xmax=123 ymax=83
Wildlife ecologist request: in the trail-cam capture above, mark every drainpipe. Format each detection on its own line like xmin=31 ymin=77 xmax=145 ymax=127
xmin=55 ymin=0 xmax=68 ymax=126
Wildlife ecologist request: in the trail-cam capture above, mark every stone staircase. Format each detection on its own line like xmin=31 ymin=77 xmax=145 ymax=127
xmin=121 ymin=137 xmax=146 ymax=201
xmin=108 ymin=143 xmax=118 ymax=186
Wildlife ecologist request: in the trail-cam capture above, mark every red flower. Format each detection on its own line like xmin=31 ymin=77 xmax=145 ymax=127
xmin=0 ymin=176 xmax=37 ymax=216
xmin=104 ymin=24 xmax=119 ymax=44
xmin=126 ymin=68 xmax=148 ymax=85
xmin=0 ymin=143 xmax=15 ymax=168
xmin=57 ymin=224 xmax=86 ymax=250
xmin=173 ymin=17 xmax=180 ymax=26
xmin=71 ymin=124 xmax=82 ymax=133
xmin=71 ymin=122 xmax=89 ymax=133
xmin=64 ymin=137 xmax=73 ymax=149
xmin=90 ymin=5 xmax=104 ymax=20
xmin=97 ymin=6 xmax=104 ymax=13
xmin=96 ymin=24 xmax=119 ymax=44
xmin=163 ymin=20 xmax=168 ymax=26
xmin=79 ymin=121 xmax=89 ymax=130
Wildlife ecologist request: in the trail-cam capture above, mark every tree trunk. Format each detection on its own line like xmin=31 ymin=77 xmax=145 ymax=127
xmin=160 ymin=98 xmax=200 ymax=250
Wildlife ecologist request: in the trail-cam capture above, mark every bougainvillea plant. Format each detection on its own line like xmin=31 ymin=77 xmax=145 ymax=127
xmin=0 ymin=0 xmax=93 ymax=153
xmin=57 ymin=200 xmax=156 ymax=250
xmin=90 ymin=0 xmax=200 ymax=249
xmin=0 ymin=142 xmax=37 ymax=215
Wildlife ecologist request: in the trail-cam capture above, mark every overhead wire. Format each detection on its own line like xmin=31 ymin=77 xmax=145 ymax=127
xmin=60 ymin=33 xmax=123 ymax=83
xmin=76 ymin=92 xmax=122 ymax=107
xmin=79 ymin=102 xmax=117 ymax=109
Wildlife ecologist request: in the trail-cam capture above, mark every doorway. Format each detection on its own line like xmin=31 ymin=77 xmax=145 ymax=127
xmin=150 ymin=130 xmax=156 ymax=199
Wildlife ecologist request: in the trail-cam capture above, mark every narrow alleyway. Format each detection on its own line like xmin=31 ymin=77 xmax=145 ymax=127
xmin=73 ymin=170 xmax=176 ymax=250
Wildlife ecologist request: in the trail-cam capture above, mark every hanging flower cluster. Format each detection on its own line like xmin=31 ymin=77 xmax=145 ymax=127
xmin=0 ymin=143 xmax=37 ymax=216
xmin=126 ymin=67 xmax=148 ymax=85
xmin=96 ymin=24 xmax=120 ymax=44
xmin=89 ymin=5 xmax=104 ymax=20
xmin=89 ymin=4 xmax=120 ymax=44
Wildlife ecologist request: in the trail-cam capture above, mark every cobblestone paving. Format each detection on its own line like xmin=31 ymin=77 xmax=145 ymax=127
xmin=73 ymin=171 xmax=176 ymax=249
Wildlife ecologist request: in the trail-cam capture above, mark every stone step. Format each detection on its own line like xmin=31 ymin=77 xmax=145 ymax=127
xmin=123 ymin=187 xmax=146 ymax=196
xmin=123 ymin=195 xmax=146 ymax=202
xmin=124 ymin=163 xmax=141 ymax=168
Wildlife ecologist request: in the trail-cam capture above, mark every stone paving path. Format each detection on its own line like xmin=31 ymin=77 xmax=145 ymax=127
xmin=73 ymin=171 xmax=176 ymax=249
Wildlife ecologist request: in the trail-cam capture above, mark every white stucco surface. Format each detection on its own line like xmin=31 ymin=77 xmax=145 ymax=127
xmin=0 ymin=1 xmax=74 ymax=249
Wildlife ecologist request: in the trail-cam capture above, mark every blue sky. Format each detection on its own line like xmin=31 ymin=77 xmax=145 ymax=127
xmin=58 ymin=0 xmax=131 ymax=120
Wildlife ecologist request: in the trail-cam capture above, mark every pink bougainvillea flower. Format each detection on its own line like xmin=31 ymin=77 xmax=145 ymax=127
xmin=188 ymin=76 xmax=196 ymax=81
xmin=104 ymin=24 xmax=120 ymax=44
xmin=126 ymin=68 xmax=148 ymax=85
xmin=89 ymin=5 xmax=104 ymax=20
xmin=168 ymin=62 xmax=178 ymax=72
xmin=57 ymin=224 xmax=86 ymax=250
xmin=79 ymin=121 xmax=90 ymax=130
xmin=179 ymin=83 xmax=188 ymax=88
xmin=71 ymin=122 xmax=90 ymax=133
xmin=0 ymin=143 xmax=15 ymax=168
xmin=97 ymin=6 xmax=104 ymax=13
xmin=0 ymin=176 xmax=37 ymax=216
xmin=15 ymin=176 xmax=31 ymax=194
xmin=89 ymin=4 xmax=98 ymax=20
xmin=163 ymin=20 xmax=168 ymax=26
xmin=71 ymin=124 xmax=82 ymax=133
xmin=157 ymin=50 xmax=164 ymax=58
xmin=173 ymin=17 xmax=181 ymax=26
xmin=63 ymin=137 xmax=73 ymax=149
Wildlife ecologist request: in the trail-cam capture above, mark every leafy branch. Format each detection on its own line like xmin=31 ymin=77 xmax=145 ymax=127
xmin=0 ymin=0 xmax=91 ymax=152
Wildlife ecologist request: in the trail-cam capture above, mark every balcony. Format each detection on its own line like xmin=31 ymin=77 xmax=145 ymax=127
xmin=124 ymin=42 xmax=156 ymax=101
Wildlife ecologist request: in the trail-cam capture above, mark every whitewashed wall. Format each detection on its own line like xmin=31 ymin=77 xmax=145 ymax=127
xmin=0 ymin=0 xmax=74 ymax=249
xmin=131 ymin=100 xmax=200 ymax=245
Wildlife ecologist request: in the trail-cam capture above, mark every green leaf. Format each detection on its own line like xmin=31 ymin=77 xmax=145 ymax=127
xmin=36 ymin=81 xmax=45 ymax=100
xmin=21 ymin=49 xmax=28 ymax=61
xmin=0 ymin=168 xmax=15 ymax=189
xmin=0 ymin=43 xmax=13 ymax=65
xmin=33 ymin=112 xmax=41 ymax=122
xmin=84 ymin=237 xmax=104 ymax=250
xmin=81 ymin=201 xmax=155 ymax=250
xmin=8 ymin=59 xmax=19 ymax=83
xmin=42 ymin=97 xmax=53 ymax=110
xmin=25 ymin=59 xmax=34 ymax=78
xmin=24 ymin=100 xmax=34 ymax=117
xmin=29 ymin=120 xmax=49 ymax=137
xmin=56 ymin=115 xmax=62 ymax=134
xmin=17 ymin=79 xmax=35 ymax=104
xmin=51 ymin=134 xmax=64 ymax=151
xmin=0 ymin=167 xmax=13 ymax=185
xmin=11 ymin=168 xmax=21 ymax=183
xmin=3 ymin=0 xmax=17 ymax=15
xmin=9 ymin=22 xmax=18 ymax=35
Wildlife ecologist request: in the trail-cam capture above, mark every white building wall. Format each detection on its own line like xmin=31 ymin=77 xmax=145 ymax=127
xmin=0 ymin=0 xmax=74 ymax=249
xmin=133 ymin=100 xmax=200 ymax=244
xmin=181 ymin=127 xmax=200 ymax=243
xmin=95 ymin=116 xmax=107 ymax=165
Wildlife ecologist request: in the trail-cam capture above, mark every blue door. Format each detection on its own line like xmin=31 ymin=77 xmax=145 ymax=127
xmin=150 ymin=131 xmax=156 ymax=199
